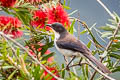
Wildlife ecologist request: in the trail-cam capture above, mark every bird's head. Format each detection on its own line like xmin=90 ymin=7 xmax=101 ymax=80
xmin=46 ymin=22 xmax=67 ymax=34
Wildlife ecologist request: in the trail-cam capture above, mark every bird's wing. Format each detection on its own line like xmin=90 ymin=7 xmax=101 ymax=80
xmin=56 ymin=37 xmax=90 ymax=54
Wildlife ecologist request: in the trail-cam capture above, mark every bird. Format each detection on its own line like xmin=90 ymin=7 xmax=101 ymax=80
xmin=46 ymin=22 xmax=111 ymax=73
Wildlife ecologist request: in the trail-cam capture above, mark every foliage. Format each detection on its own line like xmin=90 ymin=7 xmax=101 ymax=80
xmin=0 ymin=0 xmax=120 ymax=80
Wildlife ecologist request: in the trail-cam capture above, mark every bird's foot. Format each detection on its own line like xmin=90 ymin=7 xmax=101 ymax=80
xmin=66 ymin=65 xmax=70 ymax=71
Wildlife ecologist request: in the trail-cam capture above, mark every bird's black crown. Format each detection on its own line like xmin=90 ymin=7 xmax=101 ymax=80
xmin=50 ymin=22 xmax=67 ymax=33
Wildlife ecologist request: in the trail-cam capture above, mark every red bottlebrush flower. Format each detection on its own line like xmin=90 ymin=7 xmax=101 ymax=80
xmin=0 ymin=16 xmax=23 ymax=38
xmin=0 ymin=16 xmax=22 ymax=29
xmin=31 ymin=10 xmax=47 ymax=29
xmin=0 ymin=0 xmax=17 ymax=7
xmin=47 ymin=4 xmax=70 ymax=28
xmin=44 ymin=66 xmax=59 ymax=80
xmin=11 ymin=30 xmax=23 ymax=38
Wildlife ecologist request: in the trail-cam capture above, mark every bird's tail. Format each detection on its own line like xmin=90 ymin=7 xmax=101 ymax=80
xmin=85 ymin=54 xmax=111 ymax=73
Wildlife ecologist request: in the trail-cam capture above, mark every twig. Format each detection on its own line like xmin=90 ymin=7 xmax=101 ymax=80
xmin=77 ymin=11 xmax=80 ymax=40
xmin=63 ymin=56 xmax=71 ymax=77
xmin=69 ymin=62 xmax=89 ymax=68
xmin=90 ymin=71 xmax=97 ymax=80
xmin=61 ymin=62 xmax=89 ymax=71
xmin=0 ymin=32 xmax=63 ymax=80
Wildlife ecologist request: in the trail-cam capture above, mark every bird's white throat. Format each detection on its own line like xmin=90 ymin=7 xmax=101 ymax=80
xmin=54 ymin=31 xmax=60 ymax=41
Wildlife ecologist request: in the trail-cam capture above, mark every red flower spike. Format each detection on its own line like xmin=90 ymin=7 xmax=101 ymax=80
xmin=0 ymin=16 xmax=23 ymax=38
xmin=11 ymin=30 xmax=23 ymax=38
xmin=31 ymin=10 xmax=47 ymax=29
xmin=0 ymin=16 xmax=22 ymax=29
xmin=0 ymin=0 xmax=17 ymax=7
xmin=47 ymin=4 xmax=70 ymax=28
xmin=44 ymin=66 xmax=59 ymax=80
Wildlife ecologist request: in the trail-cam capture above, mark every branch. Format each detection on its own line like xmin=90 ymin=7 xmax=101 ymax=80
xmin=63 ymin=56 xmax=71 ymax=77
xmin=0 ymin=32 xmax=63 ymax=80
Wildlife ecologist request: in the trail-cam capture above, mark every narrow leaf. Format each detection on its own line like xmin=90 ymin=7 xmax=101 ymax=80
xmin=109 ymin=53 xmax=120 ymax=59
xmin=87 ymin=41 xmax=91 ymax=48
xmin=61 ymin=64 xmax=65 ymax=78
xmin=69 ymin=19 xmax=75 ymax=34
xmin=42 ymin=52 xmax=54 ymax=61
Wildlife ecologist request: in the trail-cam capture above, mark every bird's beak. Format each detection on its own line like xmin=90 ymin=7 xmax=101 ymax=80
xmin=46 ymin=24 xmax=52 ymax=27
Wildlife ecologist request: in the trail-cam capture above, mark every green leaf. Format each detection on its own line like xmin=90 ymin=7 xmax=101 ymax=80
xmin=63 ymin=5 xmax=71 ymax=10
xmin=99 ymin=51 xmax=108 ymax=58
xmin=7 ymin=70 xmax=17 ymax=80
xmin=113 ymin=12 xmax=120 ymax=23
xmin=80 ymin=29 xmax=87 ymax=34
xmin=33 ymin=66 xmax=41 ymax=80
xmin=87 ymin=41 xmax=91 ymax=48
xmin=68 ymin=72 xmax=79 ymax=80
xmin=112 ymin=66 xmax=120 ymax=72
xmin=42 ymin=52 xmax=54 ymax=61
xmin=110 ymin=35 xmax=120 ymax=40
xmin=109 ymin=53 xmax=120 ymax=59
xmin=106 ymin=24 xmax=116 ymax=29
xmin=16 ymin=48 xmax=20 ymax=57
xmin=68 ymin=10 xmax=78 ymax=16
xmin=82 ymin=65 xmax=88 ymax=80
xmin=99 ymin=26 xmax=114 ymax=31
xmin=61 ymin=64 xmax=65 ymax=78
xmin=85 ymin=65 xmax=88 ymax=78
xmin=12 ymin=7 xmax=32 ymax=25
xmin=94 ymin=27 xmax=107 ymax=43
xmin=101 ymin=32 xmax=112 ymax=37
xmin=112 ymin=42 xmax=120 ymax=48
xmin=63 ymin=0 xmax=66 ymax=5
xmin=41 ymin=41 xmax=54 ymax=55
xmin=2 ymin=66 xmax=14 ymax=69
xmin=69 ymin=19 xmax=75 ymax=34
xmin=108 ymin=19 xmax=117 ymax=25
